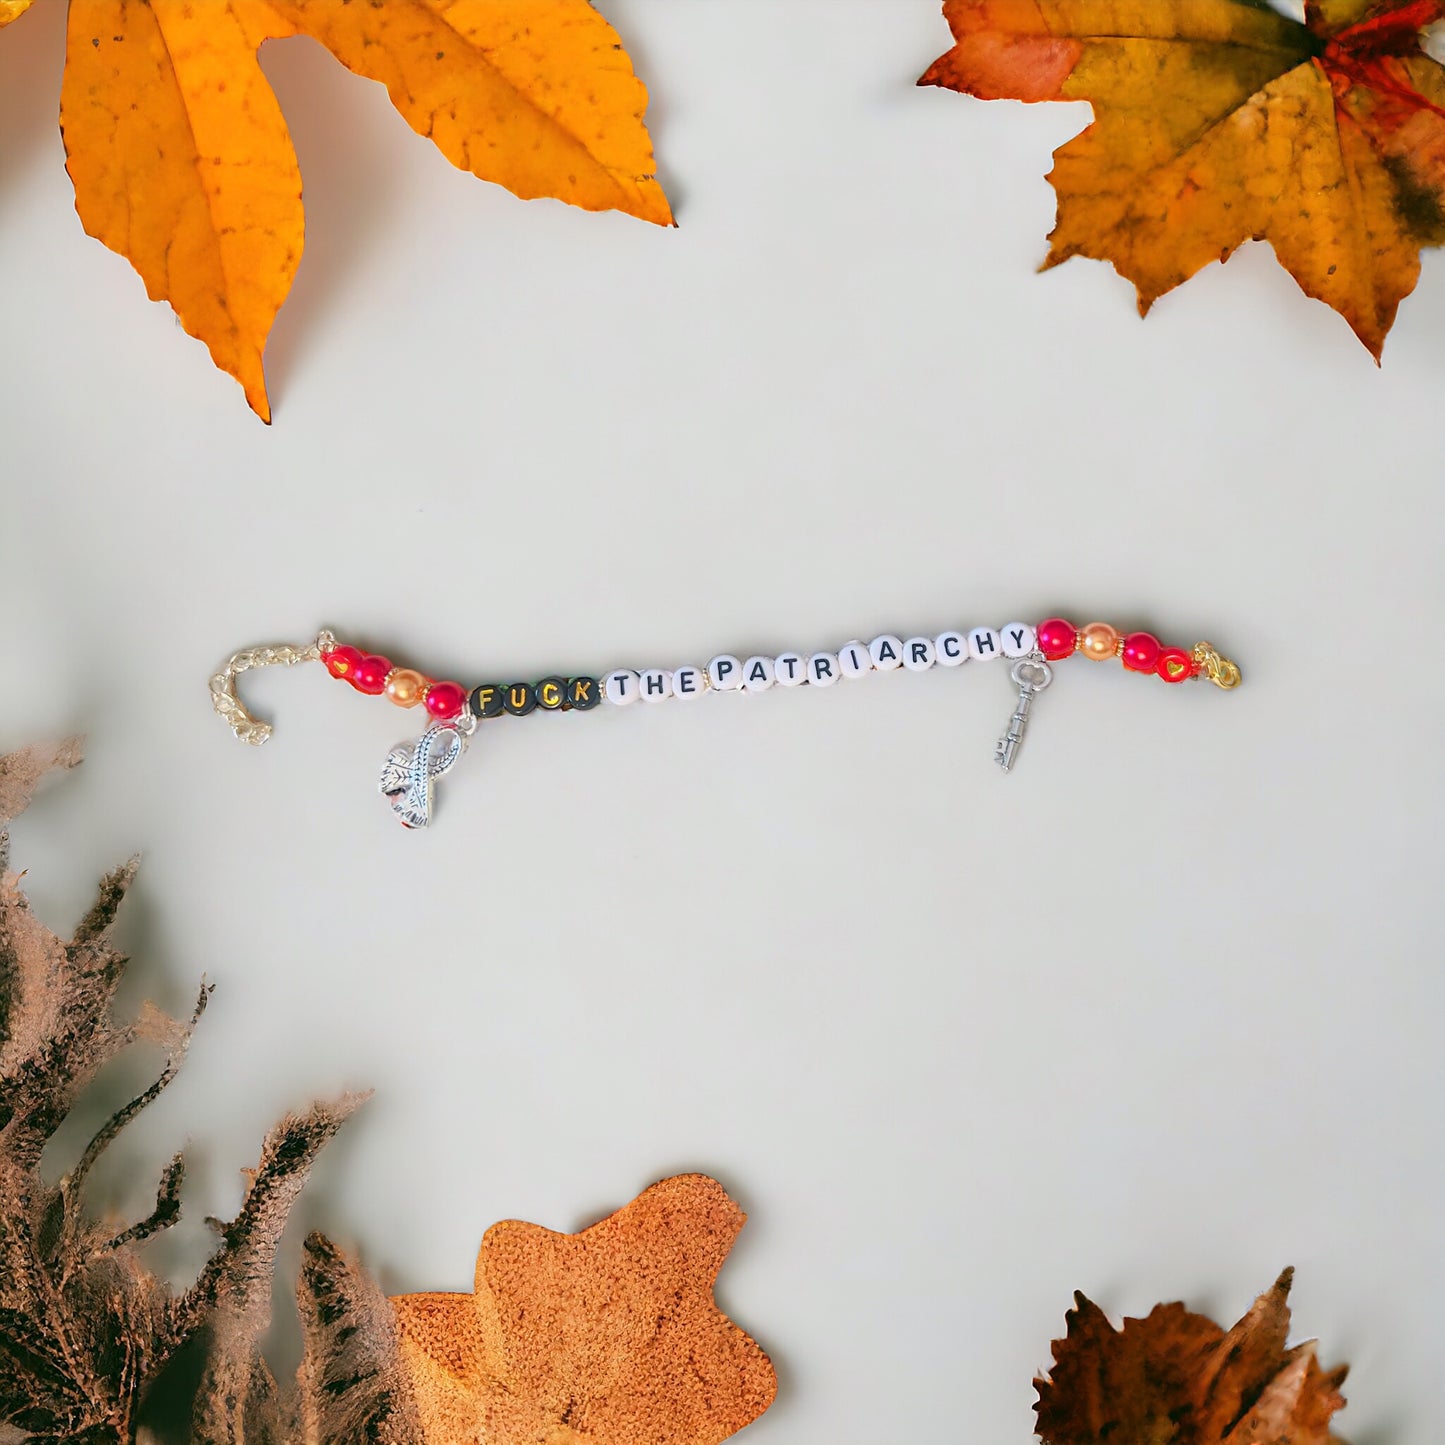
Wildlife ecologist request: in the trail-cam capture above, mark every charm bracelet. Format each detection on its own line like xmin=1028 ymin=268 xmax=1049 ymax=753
xmin=210 ymin=619 xmax=1241 ymax=829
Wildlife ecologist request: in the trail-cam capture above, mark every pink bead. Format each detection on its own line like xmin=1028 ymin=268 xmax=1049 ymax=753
xmin=351 ymin=655 xmax=392 ymax=695
xmin=1122 ymin=632 xmax=1162 ymax=673
xmin=1036 ymin=618 xmax=1077 ymax=662
xmin=423 ymin=681 xmax=467 ymax=719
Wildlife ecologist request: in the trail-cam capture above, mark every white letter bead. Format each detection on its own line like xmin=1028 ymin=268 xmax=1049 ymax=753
xmin=838 ymin=641 xmax=872 ymax=678
xmin=935 ymin=630 xmax=968 ymax=667
xmin=869 ymin=634 xmax=904 ymax=671
xmin=968 ymin=627 xmax=1002 ymax=661
xmin=808 ymin=652 xmax=839 ymax=687
xmin=604 ymin=670 xmax=640 ymax=705
xmin=1000 ymin=623 xmax=1037 ymax=659
xmin=707 ymin=654 xmax=743 ymax=691
xmin=672 ymin=664 xmax=706 ymax=699
xmin=774 ymin=652 xmax=806 ymax=687
xmin=743 ymin=656 xmax=775 ymax=691
xmin=639 ymin=668 xmax=673 ymax=701
xmin=902 ymin=636 xmax=936 ymax=671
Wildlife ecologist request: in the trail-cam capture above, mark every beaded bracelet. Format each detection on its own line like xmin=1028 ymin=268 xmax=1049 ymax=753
xmin=210 ymin=619 xmax=1241 ymax=829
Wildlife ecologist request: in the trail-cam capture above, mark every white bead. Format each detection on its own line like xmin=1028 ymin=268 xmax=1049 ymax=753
xmin=837 ymin=641 xmax=872 ymax=678
xmin=672 ymin=664 xmax=707 ymax=700
xmin=743 ymin=656 xmax=775 ymax=691
xmin=902 ymin=636 xmax=936 ymax=671
xmin=639 ymin=668 xmax=673 ymax=701
xmin=707 ymin=654 xmax=744 ymax=691
xmin=774 ymin=652 xmax=807 ymax=687
xmin=869 ymin=634 xmax=904 ymax=671
xmin=1000 ymin=623 xmax=1036 ymax=659
xmin=604 ymin=670 xmax=640 ymax=705
xmin=935 ymin=630 xmax=968 ymax=667
xmin=968 ymin=627 xmax=1002 ymax=661
xmin=808 ymin=652 xmax=840 ymax=686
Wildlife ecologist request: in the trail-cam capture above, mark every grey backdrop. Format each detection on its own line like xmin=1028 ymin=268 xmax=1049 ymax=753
xmin=2 ymin=2 xmax=1441 ymax=1441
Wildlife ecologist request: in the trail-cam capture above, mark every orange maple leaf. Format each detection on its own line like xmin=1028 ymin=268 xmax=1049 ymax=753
xmin=1036 ymin=1269 xmax=1349 ymax=1445
xmin=920 ymin=0 xmax=1445 ymax=358
xmin=4 ymin=0 xmax=670 ymax=421
xmin=390 ymin=1174 xmax=777 ymax=1445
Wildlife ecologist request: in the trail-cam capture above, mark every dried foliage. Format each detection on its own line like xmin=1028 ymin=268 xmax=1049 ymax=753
xmin=1 ymin=0 xmax=670 ymax=422
xmin=0 ymin=740 xmax=417 ymax=1443
xmin=1036 ymin=1269 xmax=1349 ymax=1445
xmin=921 ymin=0 xmax=1445 ymax=358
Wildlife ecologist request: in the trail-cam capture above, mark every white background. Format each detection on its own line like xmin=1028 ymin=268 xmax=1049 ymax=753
xmin=2 ymin=2 xmax=1442 ymax=1441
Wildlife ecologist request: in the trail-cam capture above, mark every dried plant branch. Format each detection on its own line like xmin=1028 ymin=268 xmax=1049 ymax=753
xmin=100 ymin=1153 xmax=186 ymax=1258
xmin=58 ymin=983 xmax=211 ymax=1262
xmin=0 ymin=742 xmax=414 ymax=1443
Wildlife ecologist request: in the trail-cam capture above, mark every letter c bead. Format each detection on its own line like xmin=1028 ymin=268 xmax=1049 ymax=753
xmin=537 ymin=677 xmax=565 ymax=711
xmin=935 ymin=631 xmax=967 ymax=666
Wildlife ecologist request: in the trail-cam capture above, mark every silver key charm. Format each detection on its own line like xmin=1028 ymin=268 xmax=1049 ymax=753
xmin=379 ymin=713 xmax=475 ymax=828
xmin=995 ymin=655 xmax=1052 ymax=773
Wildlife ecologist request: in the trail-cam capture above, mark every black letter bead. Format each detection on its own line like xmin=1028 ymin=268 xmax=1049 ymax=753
xmin=537 ymin=676 xmax=566 ymax=711
xmin=567 ymin=676 xmax=600 ymax=710
xmin=471 ymin=684 xmax=505 ymax=719
xmin=504 ymin=681 xmax=537 ymax=716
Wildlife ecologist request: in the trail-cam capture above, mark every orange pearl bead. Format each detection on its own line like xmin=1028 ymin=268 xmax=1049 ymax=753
xmin=385 ymin=668 xmax=428 ymax=707
xmin=1079 ymin=622 xmax=1120 ymax=662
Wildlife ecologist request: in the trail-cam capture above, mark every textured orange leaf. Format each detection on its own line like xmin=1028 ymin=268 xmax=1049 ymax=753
xmin=391 ymin=1174 xmax=776 ymax=1445
xmin=30 ymin=0 xmax=669 ymax=420
xmin=61 ymin=0 xmax=302 ymax=423
xmin=1035 ymin=1269 xmax=1349 ymax=1445
xmin=921 ymin=0 xmax=1445 ymax=357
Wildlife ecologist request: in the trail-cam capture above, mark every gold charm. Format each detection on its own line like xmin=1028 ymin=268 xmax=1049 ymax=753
xmin=1191 ymin=642 xmax=1242 ymax=690
xmin=209 ymin=630 xmax=334 ymax=744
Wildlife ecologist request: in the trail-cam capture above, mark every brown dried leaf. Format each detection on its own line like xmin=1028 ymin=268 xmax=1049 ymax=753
xmin=1035 ymin=1270 xmax=1348 ymax=1445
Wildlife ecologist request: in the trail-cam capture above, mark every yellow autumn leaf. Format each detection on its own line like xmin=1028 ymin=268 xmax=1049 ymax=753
xmin=62 ymin=0 xmax=302 ymax=423
xmin=268 ymin=0 xmax=674 ymax=225
xmin=29 ymin=0 xmax=671 ymax=420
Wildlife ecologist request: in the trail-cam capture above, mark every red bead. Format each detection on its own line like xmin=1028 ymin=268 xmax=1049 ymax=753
xmin=1156 ymin=648 xmax=1194 ymax=684
xmin=351 ymin=654 xmax=393 ymax=695
xmin=423 ymin=681 xmax=467 ymax=719
xmin=1036 ymin=618 xmax=1077 ymax=661
xmin=324 ymin=644 xmax=363 ymax=682
xmin=1122 ymin=631 xmax=1162 ymax=673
